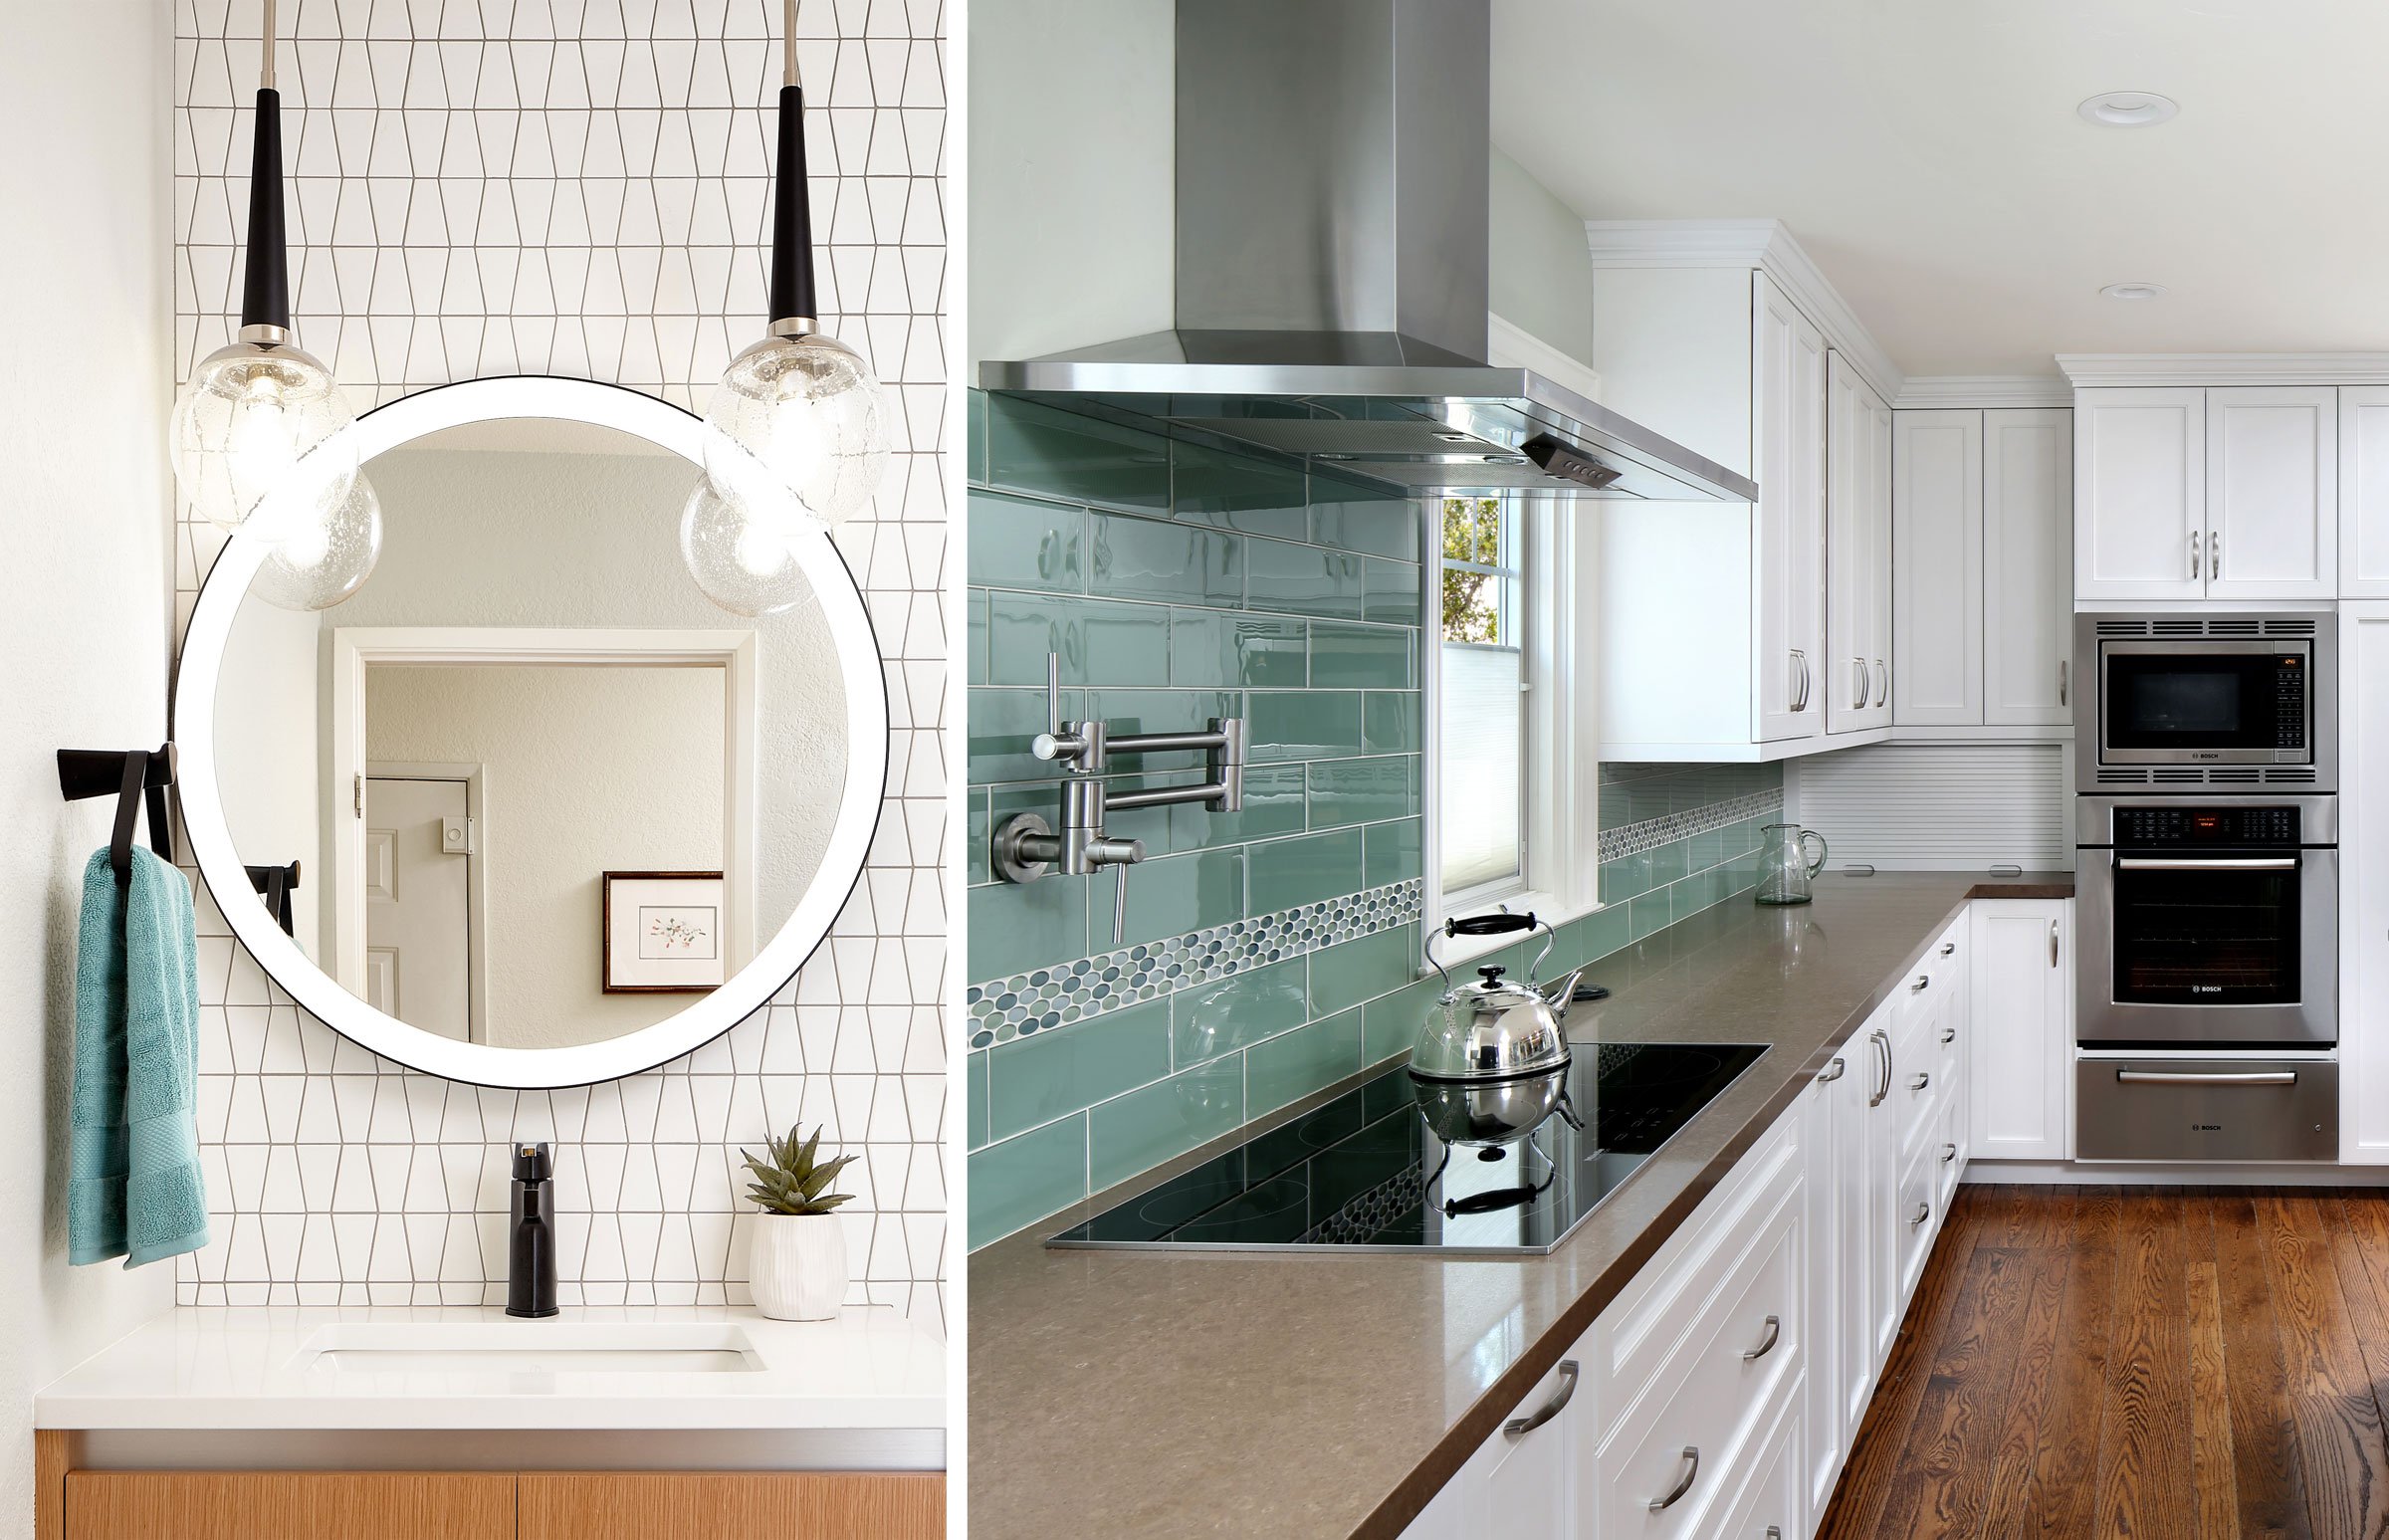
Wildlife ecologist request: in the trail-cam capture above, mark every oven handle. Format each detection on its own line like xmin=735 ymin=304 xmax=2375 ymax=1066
xmin=2113 ymin=857 xmax=2299 ymax=871
xmin=2114 ymin=1070 xmax=2298 ymax=1086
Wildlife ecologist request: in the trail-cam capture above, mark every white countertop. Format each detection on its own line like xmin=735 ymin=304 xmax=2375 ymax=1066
xmin=36 ymin=1304 xmax=944 ymax=1431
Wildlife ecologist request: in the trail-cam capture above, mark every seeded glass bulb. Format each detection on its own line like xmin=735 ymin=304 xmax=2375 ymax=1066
xmin=678 ymin=476 xmax=819 ymax=618
xmin=700 ymin=331 xmax=891 ymax=535
xmin=249 ymin=473 xmax=382 ymax=612
xmin=172 ymin=340 xmax=358 ymax=533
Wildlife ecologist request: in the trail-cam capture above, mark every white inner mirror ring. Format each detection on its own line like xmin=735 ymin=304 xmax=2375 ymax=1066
xmin=176 ymin=377 xmax=889 ymax=1088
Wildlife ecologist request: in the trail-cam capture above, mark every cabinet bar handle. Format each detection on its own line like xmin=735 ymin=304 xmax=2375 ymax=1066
xmin=1910 ymin=975 xmax=1931 ymax=992
xmin=1869 ymin=1028 xmax=1891 ymax=1108
xmin=1873 ymin=658 xmax=1887 ymax=708
xmin=2059 ymin=658 xmax=2068 ymax=706
xmin=1740 ymin=1314 xmax=1782 ymax=1361
xmin=1816 ymin=1056 xmax=1846 ymax=1084
xmin=1940 ymin=1026 xmax=1956 ymax=1045
xmin=2050 ymin=920 xmax=2060 ymax=969
xmin=1911 ymin=1202 xmax=1931 ymax=1227
xmin=2190 ymin=530 xmax=2201 ymax=578
xmin=1911 ymin=1071 xmax=1932 ymax=1091
xmin=1501 ymin=1360 xmax=1578 ymax=1439
xmin=1942 ymin=1142 xmax=1958 ymax=1164
xmin=1648 ymin=1447 xmax=1701 ymax=1512
xmin=1939 ymin=942 xmax=1956 ymax=958
xmin=2211 ymin=529 xmax=2222 ymax=579
xmin=1853 ymin=658 xmax=1866 ymax=710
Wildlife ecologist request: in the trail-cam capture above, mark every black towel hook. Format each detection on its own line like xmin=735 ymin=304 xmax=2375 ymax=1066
xmin=245 ymin=860 xmax=301 ymax=936
xmin=58 ymin=746 xmax=176 ymax=885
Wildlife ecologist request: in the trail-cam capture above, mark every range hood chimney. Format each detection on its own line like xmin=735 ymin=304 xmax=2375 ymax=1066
xmin=978 ymin=0 xmax=1756 ymax=504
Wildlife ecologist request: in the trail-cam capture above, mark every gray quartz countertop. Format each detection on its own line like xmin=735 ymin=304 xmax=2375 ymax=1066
xmin=967 ymin=873 xmax=2074 ymax=1540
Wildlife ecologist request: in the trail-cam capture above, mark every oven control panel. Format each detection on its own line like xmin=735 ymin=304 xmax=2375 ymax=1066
xmin=2114 ymin=804 xmax=2300 ymax=846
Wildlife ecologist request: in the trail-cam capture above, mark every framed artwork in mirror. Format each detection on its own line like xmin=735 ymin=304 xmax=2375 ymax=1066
xmin=174 ymin=376 xmax=889 ymax=1088
xmin=603 ymin=871 xmax=726 ymax=993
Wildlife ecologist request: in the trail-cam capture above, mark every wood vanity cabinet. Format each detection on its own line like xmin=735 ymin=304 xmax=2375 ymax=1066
xmin=39 ymin=1437 xmax=944 ymax=1540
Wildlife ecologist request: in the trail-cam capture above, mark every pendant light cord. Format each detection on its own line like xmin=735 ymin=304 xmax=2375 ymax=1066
xmin=260 ymin=0 xmax=276 ymax=89
xmin=784 ymin=0 xmax=799 ymax=87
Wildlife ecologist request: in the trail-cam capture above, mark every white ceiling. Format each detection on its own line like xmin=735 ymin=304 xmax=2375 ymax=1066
xmin=1492 ymin=0 xmax=2389 ymax=378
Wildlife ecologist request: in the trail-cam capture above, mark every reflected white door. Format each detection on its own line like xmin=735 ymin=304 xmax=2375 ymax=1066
xmin=364 ymin=777 xmax=472 ymax=1041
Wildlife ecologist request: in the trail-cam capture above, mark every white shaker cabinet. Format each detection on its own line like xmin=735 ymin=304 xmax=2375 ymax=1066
xmin=1394 ymin=1350 xmax=1583 ymax=1540
xmin=1966 ymin=900 xmax=2073 ymax=1161
xmin=1889 ymin=411 xmax=1983 ymax=727
xmin=1981 ymin=411 xmax=2074 ymax=726
xmin=2342 ymin=606 xmax=2389 ymax=1163
xmin=1826 ymin=352 xmax=1892 ymax=737
xmin=2338 ymin=388 xmax=2389 ymax=597
xmin=1800 ymin=1026 xmax=1878 ymax=1524
xmin=2205 ymin=386 xmax=2336 ymax=599
xmin=1754 ymin=276 xmax=1830 ymax=745
xmin=2073 ymin=388 xmax=2205 ymax=601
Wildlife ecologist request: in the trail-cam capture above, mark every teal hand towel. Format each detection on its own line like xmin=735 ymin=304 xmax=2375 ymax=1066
xmin=70 ymin=845 xmax=209 ymax=1268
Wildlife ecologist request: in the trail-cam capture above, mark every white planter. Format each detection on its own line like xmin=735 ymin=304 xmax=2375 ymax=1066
xmin=748 ymin=1212 xmax=848 ymax=1321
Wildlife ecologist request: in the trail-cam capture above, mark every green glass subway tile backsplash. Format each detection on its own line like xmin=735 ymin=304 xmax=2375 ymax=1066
xmin=964 ymin=391 xmax=1785 ymax=1250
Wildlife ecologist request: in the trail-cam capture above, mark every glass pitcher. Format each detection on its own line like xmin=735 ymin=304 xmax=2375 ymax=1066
xmin=1754 ymin=823 xmax=1829 ymax=905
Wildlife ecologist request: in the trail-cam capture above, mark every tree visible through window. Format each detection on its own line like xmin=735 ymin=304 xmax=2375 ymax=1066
xmin=1440 ymin=496 xmax=1513 ymax=644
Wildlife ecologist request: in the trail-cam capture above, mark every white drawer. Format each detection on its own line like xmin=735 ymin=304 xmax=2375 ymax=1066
xmin=1707 ymin=1368 xmax=1806 ymax=1540
xmin=1895 ymin=1123 xmax=1942 ymax=1303
xmin=1594 ymin=1176 xmax=1804 ymax=1539
xmin=1935 ymin=1088 xmax=1967 ymax=1210
xmin=1595 ymin=1105 xmax=1802 ymax=1434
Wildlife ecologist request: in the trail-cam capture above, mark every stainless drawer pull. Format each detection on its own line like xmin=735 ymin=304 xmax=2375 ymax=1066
xmin=1648 ymin=1446 xmax=1700 ymax=1512
xmin=2115 ymin=1070 xmax=2297 ymax=1087
xmin=1939 ymin=941 xmax=1956 ymax=958
xmin=1816 ymin=1056 xmax=1846 ymax=1084
xmin=1740 ymin=1314 xmax=1782 ymax=1362
xmin=1942 ymin=1142 xmax=1958 ymax=1164
xmin=1911 ymin=1202 xmax=1931 ymax=1227
xmin=2050 ymin=919 xmax=2060 ymax=969
xmin=1502 ymin=1360 xmax=1577 ymax=1439
xmin=1868 ymin=1029 xmax=1891 ymax=1108
xmin=2115 ymin=856 xmax=2298 ymax=871
xmin=1910 ymin=974 xmax=1930 ymax=992
xmin=1768 ymin=1530 xmax=1784 ymax=1540
xmin=1940 ymin=1026 xmax=1957 ymax=1045
xmin=1911 ymin=1071 xmax=1931 ymax=1091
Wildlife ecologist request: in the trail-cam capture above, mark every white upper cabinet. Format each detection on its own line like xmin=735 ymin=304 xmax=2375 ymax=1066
xmin=1889 ymin=411 xmax=1983 ymax=727
xmin=2339 ymin=387 xmax=2389 ymax=597
xmin=2074 ymin=385 xmax=2335 ymax=601
xmin=2206 ymin=386 xmax=2336 ymax=599
xmin=1827 ymin=352 xmax=1892 ymax=736
xmin=1755 ymin=276 xmax=1829 ymax=744
xmin=1982 ymin=410 xmax=2074 ymax=726
xmin=2074 ymin=388 xmax=2205 ymax=601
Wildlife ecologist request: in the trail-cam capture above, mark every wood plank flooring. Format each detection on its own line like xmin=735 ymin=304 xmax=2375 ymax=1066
xmin=1818 ymin=1187 xmax=2389 ymax=1540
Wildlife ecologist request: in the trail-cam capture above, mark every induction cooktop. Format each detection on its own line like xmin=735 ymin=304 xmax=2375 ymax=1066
xmin=1048 ymin=1041 xmax=1769 ymax=1255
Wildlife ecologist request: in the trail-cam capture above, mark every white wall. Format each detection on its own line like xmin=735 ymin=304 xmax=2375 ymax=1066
xmin=968 ymin=0 xmax=1174 ymax=368
xmin=0 ymin=0 xmax=177 ymax=1527
xmin=1488 ymin=144 xmax=1597 ymax=371
xmin=365 ymin=664 xmax=728 ymax=1049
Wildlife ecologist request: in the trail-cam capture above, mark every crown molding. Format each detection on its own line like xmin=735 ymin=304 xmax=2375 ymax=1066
xmin=1584 ymin=218 xmax=1903 ymax=408
xmin=2059 ymin=353 xmax=2389 ymax=386
xmin=1892 ymin=375 xmax=2073 ymax=410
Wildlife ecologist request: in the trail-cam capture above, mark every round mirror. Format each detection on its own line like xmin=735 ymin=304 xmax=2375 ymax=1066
xmin=175 ymin=377 xmax=887 ymax=1087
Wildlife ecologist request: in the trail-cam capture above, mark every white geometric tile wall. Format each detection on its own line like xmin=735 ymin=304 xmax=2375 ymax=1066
xmin=170 ymin=0 xmax=947 ymax=1318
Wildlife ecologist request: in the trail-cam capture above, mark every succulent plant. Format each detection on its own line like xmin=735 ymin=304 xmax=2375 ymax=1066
xmin=739 ymin=1123 xmax=858 ymax=1216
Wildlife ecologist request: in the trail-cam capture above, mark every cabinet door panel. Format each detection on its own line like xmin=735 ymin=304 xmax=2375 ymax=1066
xmin=2343 ymin=607 xmax=2389 ymax=1162
xmin=1826 ymin=353 xmax=1870 ymax=735
xmin=2207 ymin=385 xmax=2336 ymax=599
xmin=1890 ymin=410 xmax=1983 ymax=726
xmin=1754 ymin=273 xmax=1827 ymax=742
xmin=1983 ymin=410 xmax=2073 ymax=726
xmin=2341 ymin=389 xmax=2389 ymax=596
xmin=1967 ymin=900 xmax=2071 ymax=1160
xmin=2073 ymin=388 xmax=2204 ymax=600
xmin=518 ymin=1472 xmax=944 ymax=1540
xmin=65 ymin=1472 xmax=513 ymax=1540
xmin=1866 ymin=389 xmax=1895 ymax=730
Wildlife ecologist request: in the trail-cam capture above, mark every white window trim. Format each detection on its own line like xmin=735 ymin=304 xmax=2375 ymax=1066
xmin=1422 ymin=487 xmax=1603 ymax=970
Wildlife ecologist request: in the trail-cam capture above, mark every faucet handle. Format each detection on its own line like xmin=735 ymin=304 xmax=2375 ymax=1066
xmin=512 ymin=1142 xmax=551 ymax=1183
xmin=1099 ymin=841 xmax=1147 ymax=948
xmin=1030 ymin=650 xmax=1106 ymax=770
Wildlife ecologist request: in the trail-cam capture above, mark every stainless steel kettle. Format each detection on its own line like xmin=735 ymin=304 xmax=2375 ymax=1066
xmin=1409 ymin=912 xmax=1586 ymax=1081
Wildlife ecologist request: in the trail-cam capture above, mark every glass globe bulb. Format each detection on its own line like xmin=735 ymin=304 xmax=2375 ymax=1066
xmin=678 ymin=475 xmax=819 ymax=618
xmin=172 ymin=340 xmax=358 ymax=533
xmin=249 ymin=472 xmax=382 ymax=612
xmin=700 ymin=330 xmax=892 ymax=534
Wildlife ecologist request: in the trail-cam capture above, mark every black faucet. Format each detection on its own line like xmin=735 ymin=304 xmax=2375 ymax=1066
xmin=506 ymin=1142 xmax=557 ymax=1318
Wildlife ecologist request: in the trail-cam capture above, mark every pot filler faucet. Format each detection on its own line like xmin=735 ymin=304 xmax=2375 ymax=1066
xmin=992 ymin=652 xmax=1247 ymax=946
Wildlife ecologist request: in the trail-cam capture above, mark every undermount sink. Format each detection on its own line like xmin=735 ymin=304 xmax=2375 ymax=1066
xmin=292 ymin=1321 xmax=764 ymax=1376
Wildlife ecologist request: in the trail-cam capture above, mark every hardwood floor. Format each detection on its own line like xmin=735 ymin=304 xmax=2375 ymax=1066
xmin=1818 ymin=1186 xmax=2389 ymax=1540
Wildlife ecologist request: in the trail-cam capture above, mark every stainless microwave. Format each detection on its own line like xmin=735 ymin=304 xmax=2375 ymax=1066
xmin=2073 ymin=611 xmax=2335 ymax=793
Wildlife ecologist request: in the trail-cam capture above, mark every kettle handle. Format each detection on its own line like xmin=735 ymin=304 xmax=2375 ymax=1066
xmin=1426 ymin=910 xmax=1556 ymax=990
xmin=1800 ymin=830 xmax=1829 ymax=876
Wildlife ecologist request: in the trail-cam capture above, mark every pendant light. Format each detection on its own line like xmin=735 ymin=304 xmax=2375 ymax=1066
xmin=695 ymin=0 xmax=892 ymax=542
xmin=170 ymin=0 xmax=358 ymax=543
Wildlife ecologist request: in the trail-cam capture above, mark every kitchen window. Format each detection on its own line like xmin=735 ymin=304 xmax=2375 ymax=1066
xmin=1427 ymin=488 xmax=1597 ymax=940
xmin=1438 ymin=496 xmax=1530 ymax=904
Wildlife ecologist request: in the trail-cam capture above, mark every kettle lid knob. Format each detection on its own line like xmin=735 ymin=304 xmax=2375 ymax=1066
xmin=1477 ymin=965 xmax=1506 ymax=984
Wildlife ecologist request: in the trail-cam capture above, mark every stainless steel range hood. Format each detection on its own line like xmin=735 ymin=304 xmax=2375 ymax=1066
xmin=978 ymin=0 xmax=1756 ymax=505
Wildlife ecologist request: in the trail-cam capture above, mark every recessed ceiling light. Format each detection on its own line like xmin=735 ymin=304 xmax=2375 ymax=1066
xmin=2100 ymin=282 xmax=2169 ymax=301
xmin=2078 ymin=92 xmax=2178 ymax=127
